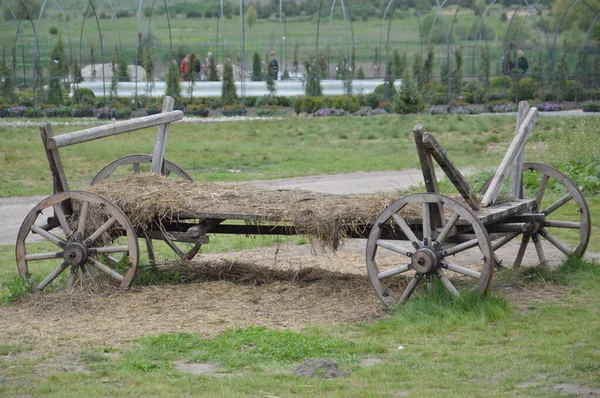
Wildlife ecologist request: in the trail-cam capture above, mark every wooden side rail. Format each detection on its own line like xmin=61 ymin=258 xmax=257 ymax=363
xmin=508 ymin=101 xmax=531 ymax=199
xmin=41 ymin=96 xmax=181 ymax=194
xmin=480 ymin=105 xmax=539 ymax=207
xmin=47 ymin=110 xmax=183 ymax=149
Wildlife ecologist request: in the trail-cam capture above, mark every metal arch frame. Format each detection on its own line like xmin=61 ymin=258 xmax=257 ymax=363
xmin=550 ymin=0 xmax=599 ymax=100
xmin=429 ymin=0 xmax=451 ymax=97
xmin=582 ymin=11 xmax=600 ymax=98
xmin=513 ymin=0 xmax=549 ymax=99
xmin=239 ymin=0 xmax=245 ymax=101
xmin=11 ymin=0 xmax=41 ymax=108
xmin=0 ymin=0 xmax=27 ymax=85
xmin=325 ymin=0 xmax=355 ymax=82
xmin=447 ymin=0 xmax=469 ymax=101
xmin=470 ymin=0 xmax=495 ymax=79
xmin=35 ymin=0 xmax=74 ymax=85
xmin=142 ymin=0 xmax=174 ymax=60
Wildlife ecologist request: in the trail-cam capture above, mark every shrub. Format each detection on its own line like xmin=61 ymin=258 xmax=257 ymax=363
xmin=275 ymin=96 xmax=291 ymax=107
xmin=511 ymin=78 xmax=537 ymax=101
xmin=115 ymin=107 xmax=131 ymax=119
xmin=49 ymin=26 xmax=58 ymax=35
xmin=256 ymin=105 xmax=285 ymax=117
xmin=393 ymin=70 xmax=424 ymax=114
xmin=314 ymin=108 xmax=346 ymax=117
xmin=490 ymin=76 xmax=511 ymax=89
xmin=582 ymin=101 xmax=600 ymax=112
xmin=73 ymin=87 xmax=95 ymax=105
xmin=256 ymin=95 xmax=278 ymax=107
xmin=331 ymin=95 xmax=359 ymax=112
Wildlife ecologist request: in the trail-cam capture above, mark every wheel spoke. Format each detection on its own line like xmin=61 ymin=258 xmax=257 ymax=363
xmin=443 ymin=262 xmax=481 ymax=279
xmin=436 ymin=269 xmax=460 ymax=297
xmin=392 ymin=214 xmax=422 ymax=248
xmin=538 ymin=228 xmax=571 ymax=256
xmin=377 ymin=264 xmax=411 ymax=280
xmin=92 ymin=245 xmax=130 ymax=254
xmin=376 ymin=239 xmax=414 ymax=257
xmin=492 ymin=232 xmax=520 ymax=251
xmin=85 ymin=217 xmax=117 ymax=246
xmin=544 ymin=220 xmax=580 ymax=229
xmin=67 ymin=265 xmax=78 ymax=290
xmin=534 ymin=175 xmax=549 ymax=209
xmin=53 ymin=204 xmax=72 ymax=238
xmin=30 ymin=224 xmax=67 ymax=248
xmin=532 ymin=234 xmax=547 ymax=267
xmin=542 ymin=194 xmax=571 ymax=216
xmin=145 ymin=237 xmax=156 ymax=265
xmin=164 ymin=238 xmax=188 ymax=258
xmin=25 ymin=251 xmax=63 ymax=261
xmin=422 ymin=203 xmax=431 ymax=245
xmin=36 ymin=262 xmax=69 ymax=291
xmin=513 ymin=235 xmax=530 ymax=268
xmin=399 ymin=273 xmax=422 ymax=304
xmin=434 ymin=213 xmax=460 ymax=248
xmin=441 ymin=237 xmax=479 ymax=257
xmin=76 ymin=201 xmax=90 ymax=238
xmin=89 ymin=258 xmax=125 ymax=282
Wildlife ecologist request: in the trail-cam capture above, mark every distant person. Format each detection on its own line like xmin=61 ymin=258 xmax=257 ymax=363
xmin=502 ymin=54 xmax=514 ymax=75
xmin=193 ymin=54 xmax=201 ymax=81
xmin=269 ymin=51 xmax=279 ymax=80
xmin=202 ymin=51 xmax=213 ymax=81
xmin=180 ymin=53 xmax=190 ymax=80
xmin=517 ymin=49 xmax=529 ymax=76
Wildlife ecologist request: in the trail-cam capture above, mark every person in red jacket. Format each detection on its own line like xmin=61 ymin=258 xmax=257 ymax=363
xmin=180 ymin=53 xmax=190 ymax=80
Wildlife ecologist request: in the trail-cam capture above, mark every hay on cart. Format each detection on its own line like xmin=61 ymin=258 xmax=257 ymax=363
xmin=87 ymin=173 xmax=410 ymax=249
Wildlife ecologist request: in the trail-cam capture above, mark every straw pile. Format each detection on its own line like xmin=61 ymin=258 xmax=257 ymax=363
xmin=87 ymin=173 xmax=402 ymax=249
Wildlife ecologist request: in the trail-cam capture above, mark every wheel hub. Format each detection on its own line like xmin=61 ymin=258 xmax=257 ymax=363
xmin=411 ymin=247 xmax=440 ymax=274
xmin=63 ymin=242 xmax=88 ymax=266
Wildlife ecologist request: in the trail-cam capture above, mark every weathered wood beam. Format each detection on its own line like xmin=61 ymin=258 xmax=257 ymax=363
xmin=481 ymin=106 xmax=539 ymax=207
xmin=422 ymin=132 xmax=480 ymax=211
xmin=40 ymin=123 xmax=69 ymax=194
xmin=508 ymin=101 xmax=530 ymax=199
xmin=47 ymin=109 xmax=183 ymax=149
xmin=413 ymin=124 xmax=444 ymax=228
xmin=151 ymin=96 xmax=175 ymax=175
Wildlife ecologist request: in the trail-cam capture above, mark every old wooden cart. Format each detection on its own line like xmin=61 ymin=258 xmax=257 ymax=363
xmin=16 ymin=98 xmax=591 ymax=306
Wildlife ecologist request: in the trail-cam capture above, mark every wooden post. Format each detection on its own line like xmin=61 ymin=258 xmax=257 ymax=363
xmin=422 ymin=132 xmax=480 ymax=211
xmin=151 ymin=96 xmax=175 ymax=175
xmin=40 ymin=123 xmax=69 ymax=194
xmin=509 ymin=101 xmax=530 ymax=199
xmin=480 ymin=107 xmax=539 ymax=207
xmin=413 ymin=125 xmax=444 ymax=228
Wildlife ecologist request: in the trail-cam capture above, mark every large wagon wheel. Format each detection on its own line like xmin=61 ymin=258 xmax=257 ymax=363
xmin=90 ymin=154 xmax=193 ymax=184
xmin=366 ymin=193 xmax=494 ymax=307
xmin=16 ymin=191 xmax=139 ymax=291
xmin=91 ymin=154 xmax=201 ymax=263
xmin=481 ymin=162 xmax=591 ymax=267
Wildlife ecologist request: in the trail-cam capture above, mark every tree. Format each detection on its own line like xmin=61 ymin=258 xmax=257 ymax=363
xmin=384 ymin=58 xmax=395 ymax=101
xmin=90 ymin=44 xmax=96 ymax=82
xmin=209 ymin=54 xmax=218 ymax=81
xmin=393 ymin=49 xmax=404 ymax=79
xmin=110 ymin=52 xmax=118 ymax=101
xmin=0 ymin=45 xmax=16 ymax=103
xmin=304 ymin=57 xmax=322 ymax=96
xmin=423 ymin=45 xmax=434 ymax=87
xmin=266 ymin=57 xmax=276 ymax=96
xmin=318 ymin=51 xmax=328 ymax=79
xmin=356 ymin=66 xmax=365 ymax=80
xmin=477 ymin=46 xmax=490 ymax=103
xmin=245 ymin=5 xmax=257 ymax=29
xmin=165 ymin=59 xmax=182 ymax=107
xmin=252 ymin=52 xmax=262 ymax=81
xmin=452 ymin=45 xmax=463 ymax=98
xmin=3 ymin=0 xmax=42 ymax=21
xmin=72 ymin=58 xmax=83 ymax=84
xmin=145 ymin=47 xmax=155 ymax=97
xmin=293 ymin=40 xmax=299 ymax=76
xmin=116 ymin=47 xmax=130 ymax=82
xmin=50 ymin=34 xmax=68 ymax=79
xmin=555 ymin=41 xmax=569 ymax=102
xmin=136 ymin=32 xmax=145 ymax=68
xmin=221 ymin=58 xmax=238 ymax=106
xmin=393 ymin=69 xmax=424 ymax=114
xmin=412 ymin=52 xmax=423 ymax=90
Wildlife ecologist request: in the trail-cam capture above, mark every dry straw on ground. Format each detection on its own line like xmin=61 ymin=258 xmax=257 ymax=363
xmin=88 ymin=173 xmax=403 ymax=249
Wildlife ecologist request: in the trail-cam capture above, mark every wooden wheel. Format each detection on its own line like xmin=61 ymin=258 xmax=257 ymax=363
xmin=91 ymin=154 xmax=201 ymax=263
xmin=90 ymin=154 xmax=193 ymax=184
xmin=481 ymin=162 xmax=591 ymax=267
xmin=366 ymin=193 xmax=494 ymax=307
xmin=15 ymin=191 xmax=139 ymax=291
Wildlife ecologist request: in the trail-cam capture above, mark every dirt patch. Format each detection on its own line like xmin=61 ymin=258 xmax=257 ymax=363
xmin=0 ymin=241 xmax=574 ymax=356
xmin=292 ymin=358 xmax=350 ymax=379
xmin=554 ymin=383 xmax=600 ymax=396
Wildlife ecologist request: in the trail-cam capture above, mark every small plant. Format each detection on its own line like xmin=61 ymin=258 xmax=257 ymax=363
xmin=115 ymin=107 xmax=131 ymax=119
xmin=221 ymin=103 xmax=246 ymax=116
xmin=221 ymin=59 xmax=238 ymax=107
xmin=534 ymin=102 xmax=563 ymax=112
xmin=256 ymin=105 xmax=285 ymax=117
xmin=582 ymin=101 xmax=600 ymax=112
xmin=1 ymin=275 xmax=30 ymax=305
xmin=314 ymin=108 xmax=346 ymax=117
xmin=393 ymin=69 xmax=425 ymax=114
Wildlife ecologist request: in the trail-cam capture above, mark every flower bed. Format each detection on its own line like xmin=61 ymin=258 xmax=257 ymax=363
xmin=486 ymin=101 xmax=516 ymax=113
xmin=221 ymin=105 xmax=247 ymax=117
xmin=256 ymin=105 xmax=285 ymax=117
xmin=314 ymin=108 xmax=346 ymax=117
xmin=534 ymin=102 xmax=563 ymax=112
xmin=582 ymin=101 xmax=600 ymax=112
xmin=185 ymin=104 xmax=209 ymax=117
xmin=355 ymin=107 xmax=388 ymax=117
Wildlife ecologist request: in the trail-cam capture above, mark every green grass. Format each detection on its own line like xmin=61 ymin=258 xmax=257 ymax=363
xmin=1 ymin=258 xmax=599 ymax=396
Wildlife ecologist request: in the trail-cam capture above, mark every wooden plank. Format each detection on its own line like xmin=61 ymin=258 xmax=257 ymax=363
xmin=151 ymin=96 xmax=175 ymax=175
xmin=48 ymin=109 xmax=184 ymax=149
xmin=480 ymin=107 xmax=539 ymax=207
xmin=509 ymin=101 xmax=530 ymax=199
xmin=422 ymin=132 xmax=480 ymax=211
xmin=475 ymin=199 xmax=535 ymax=225
xmin=413 ymin=124 xmax=444 ymax=228
xmin=40 ymin=124 xmax=70 ymax=194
